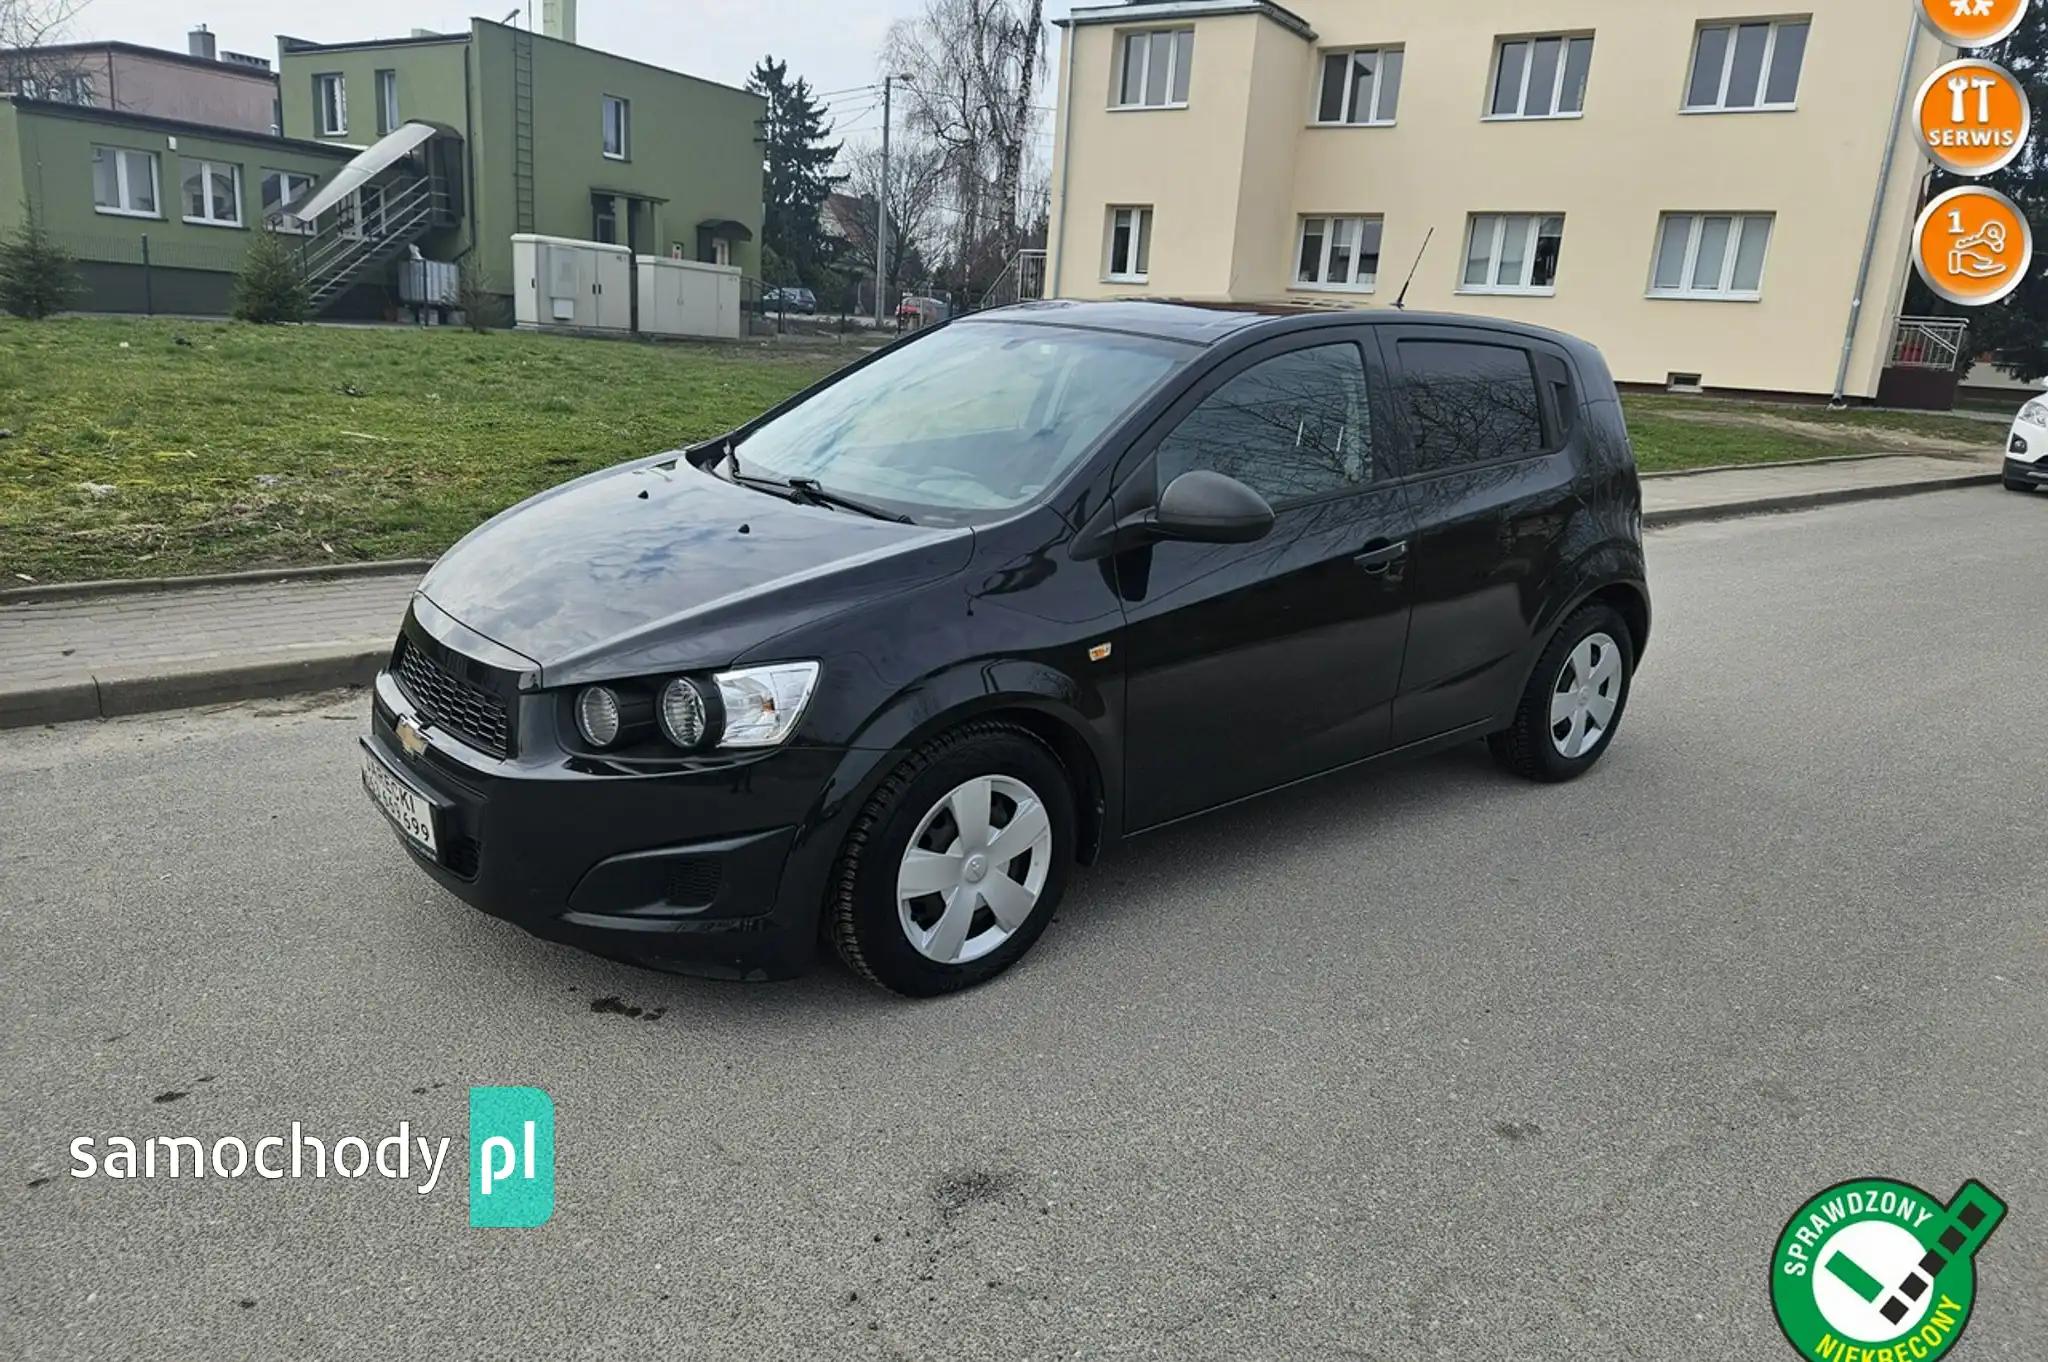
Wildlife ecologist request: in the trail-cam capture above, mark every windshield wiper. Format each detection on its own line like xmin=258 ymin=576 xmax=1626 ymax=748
xmin=784 ymin=478 xmax=915 ymax=524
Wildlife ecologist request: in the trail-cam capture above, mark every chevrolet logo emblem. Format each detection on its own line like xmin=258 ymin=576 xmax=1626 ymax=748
xmin=395 ymin=716 xmax=431 ymax=760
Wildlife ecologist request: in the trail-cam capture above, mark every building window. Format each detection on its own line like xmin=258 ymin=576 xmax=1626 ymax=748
xmin=23 ymin=72 xmax=93 ymax=105
xmin=1488 ymin=35 xmax=1594 ymax=119
xmin=376 ymin=70 xmax=399 ymax=135
xmin=1315 ymin=47 xmax=1403 ymax=126
xmin=261 ymin=169 xmax=318 ymax=233
xmin=1106 ymin=206 xmax=1152 ymax=282
xmin=1685 ymin=19 xmax=1809 ymax=112
xmin=1462 ymin=214 xmax=1565 ymax=294
xmin=1295 ymin=215 xmax=1383 ymax=291
xmin=602 ymin=95 xmax=630 ymax=159
xmin=92 ymin=145 xmax=159 ymax=217
xmin=315 ymin=73 xmax=347 ymax=135
xmin=183 ymin=160 xmax=243 ymax=227
xmin=1650 ymin=213 xmax=1774 ymax=299
xmin=1114 ymin=29 xmax=1194 ymax=108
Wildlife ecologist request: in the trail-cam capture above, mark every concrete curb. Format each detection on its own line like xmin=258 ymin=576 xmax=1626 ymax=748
xmin=0 ymin=472 xmax=2005 ymax=730
xmin=0 ymin=560 xmax=431 ymax=605
xmin=0 ymin=642 xmax=389 ymax=730
xmin=1639 ymin=451 xmax=1990 ymax=480
xmin=1645 ymin=471 xmax=1999 ymax=529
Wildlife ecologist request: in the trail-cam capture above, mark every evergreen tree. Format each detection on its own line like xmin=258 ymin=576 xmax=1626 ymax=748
xmin=0 ymin=212 xmax=80 ymax=319
xmin=231 ymin=230 xmax=311 ymax=324
xmin=748 ymin=56 xmax=842 ymax=283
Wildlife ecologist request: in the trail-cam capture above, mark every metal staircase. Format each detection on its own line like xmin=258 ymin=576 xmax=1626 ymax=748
xmin=292 ymin=175 xmax=446 ymax=312
xmin=511 ymin=28 xmax=537 ymax=234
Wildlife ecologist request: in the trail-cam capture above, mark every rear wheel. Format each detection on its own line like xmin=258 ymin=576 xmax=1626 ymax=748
xmin=1489 ymin=604 xmax=1635 ymax=783
xmin=830 ymin=723 xmax=1074 ymax=996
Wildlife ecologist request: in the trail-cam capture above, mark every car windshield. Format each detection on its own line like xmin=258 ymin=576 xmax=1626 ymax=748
xmin=733 ymin=321 xmax=1189 ymax=524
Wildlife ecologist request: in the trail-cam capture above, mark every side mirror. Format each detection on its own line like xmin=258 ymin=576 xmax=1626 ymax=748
xmin=1151 ymin=470 xmax=1275 ymax=545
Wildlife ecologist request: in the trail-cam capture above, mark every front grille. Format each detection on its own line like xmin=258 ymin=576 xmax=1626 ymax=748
xmin=394 ymin=637 xmax=512 ymax=759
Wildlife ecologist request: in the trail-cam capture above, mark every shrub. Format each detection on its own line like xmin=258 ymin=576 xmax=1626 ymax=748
xmin=455 ymin=255 xmax=506 ymax=332
xmin=232 ymin=230 xmax=310 ymax=324
xmin=0 ymin=215 xmax=82 ymax=319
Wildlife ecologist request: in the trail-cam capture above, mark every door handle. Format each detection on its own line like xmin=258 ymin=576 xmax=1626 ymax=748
xmin=1353 ymin=540 xmax=1409 ymax=574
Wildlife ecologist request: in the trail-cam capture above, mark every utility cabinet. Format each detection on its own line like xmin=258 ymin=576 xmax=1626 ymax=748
xmin=511 ymin=234 xmax=632 ymax=332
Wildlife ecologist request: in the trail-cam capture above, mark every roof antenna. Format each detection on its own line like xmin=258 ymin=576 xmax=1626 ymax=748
xmin=1393 ymin=228 xmax=1434 ymax=311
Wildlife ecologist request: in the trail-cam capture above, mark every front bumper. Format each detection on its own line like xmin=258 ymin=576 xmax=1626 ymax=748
xmin=2005 ymin=456 xmax=2048 ymax=487
xmin=363 ymin=667 xmax=850 ymax=981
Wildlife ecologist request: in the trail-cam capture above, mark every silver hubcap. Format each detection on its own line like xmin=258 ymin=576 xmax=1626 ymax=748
xmin=897 ymin=774 xmax=1052 ymax=966
xmin=1551 ymin=631 xmax=1622 ymax=759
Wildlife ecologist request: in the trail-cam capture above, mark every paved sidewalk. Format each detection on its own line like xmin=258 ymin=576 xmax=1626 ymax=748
xmin=0 ymin=574 xmax=417 ymax=727
xmin=0 ymin=452 xmax=2010 ymax=729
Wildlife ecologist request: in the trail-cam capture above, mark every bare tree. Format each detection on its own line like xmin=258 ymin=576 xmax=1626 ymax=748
xmin=883 ymin=0 xmax=1046 ymax=294
xmin=0 ymin=0 xmax=97 ymax=104
xmin=837 ymin=137 xmax=949 ymax=299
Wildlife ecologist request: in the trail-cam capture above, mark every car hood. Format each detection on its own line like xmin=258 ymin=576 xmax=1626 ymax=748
xmin=418 ymin=455 xmax=974 ymax=686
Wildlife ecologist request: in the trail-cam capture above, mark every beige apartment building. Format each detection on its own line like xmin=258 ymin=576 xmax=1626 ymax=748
xmin=1046 ymin=0 xmax=1952 ymax=400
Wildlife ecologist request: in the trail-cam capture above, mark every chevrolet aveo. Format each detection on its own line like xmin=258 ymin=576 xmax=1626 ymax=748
xmin=361 ymin=301 xmax=1651 ymax=996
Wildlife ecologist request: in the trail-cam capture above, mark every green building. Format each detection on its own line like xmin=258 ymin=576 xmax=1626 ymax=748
xmin=0 ymin=14 xmax=763 ymax=316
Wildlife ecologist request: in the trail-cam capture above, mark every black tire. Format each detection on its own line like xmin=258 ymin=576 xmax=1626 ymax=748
xmin=1488 ymin=603 xmax=1636 ymax=783
xmin=830 ymin=722 xmax=1075 ymax=997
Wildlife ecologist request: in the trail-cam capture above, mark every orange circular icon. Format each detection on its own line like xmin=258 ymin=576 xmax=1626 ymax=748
xmin=1919 ymin=0 xmax=2030 ymax=47
xmin=1914 ymin=185 xmax=2033 ymax=306
xmin=1916 ymin=60 xmax=2031 ymax=176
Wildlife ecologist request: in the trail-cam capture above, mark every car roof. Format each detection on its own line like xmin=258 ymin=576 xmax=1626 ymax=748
xmin=967 ymin=297 xmax=1583 ymax=352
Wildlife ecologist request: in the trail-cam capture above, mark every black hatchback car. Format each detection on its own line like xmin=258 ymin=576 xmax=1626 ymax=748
xmin=361 ymin=301 xmax=1650 ymax=995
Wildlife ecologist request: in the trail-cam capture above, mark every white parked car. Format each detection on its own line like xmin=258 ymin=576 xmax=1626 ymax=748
xmin=2006 ymin=398 xmax=2048 ymax=492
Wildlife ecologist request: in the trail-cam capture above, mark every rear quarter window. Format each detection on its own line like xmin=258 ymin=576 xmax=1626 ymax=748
xmin=1395 ymin=339 xmax=1546 ymax=475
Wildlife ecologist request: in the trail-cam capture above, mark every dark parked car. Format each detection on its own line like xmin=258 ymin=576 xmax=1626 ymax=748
xmin=361 ymin=301 xmax=1650 ymax=995
xmin=764 ymin=286 xmax=817 ymax=316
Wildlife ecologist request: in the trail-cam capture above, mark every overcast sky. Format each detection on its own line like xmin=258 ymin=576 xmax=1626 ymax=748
xmin=63 ymin=0 xmax=1077 ymax=152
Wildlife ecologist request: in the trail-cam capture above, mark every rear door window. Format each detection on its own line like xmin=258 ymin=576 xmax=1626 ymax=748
xmin=1154 ymin=342 xmax=1374 ymax=505
xmin=1394 ymin=339 xmax=1546 ymax=475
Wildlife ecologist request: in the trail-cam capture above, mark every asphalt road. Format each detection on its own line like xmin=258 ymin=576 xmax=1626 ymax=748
xmin=3 ymin=488 xmax=2043 ymax=1360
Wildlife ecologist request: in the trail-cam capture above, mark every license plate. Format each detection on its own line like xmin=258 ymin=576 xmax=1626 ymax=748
xmin=361 ymin=745 xmax=439 ymax=856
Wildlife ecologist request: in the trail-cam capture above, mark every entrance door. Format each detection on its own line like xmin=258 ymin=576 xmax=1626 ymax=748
xmin=1115 ymin=333 xmax=1415 ymax=830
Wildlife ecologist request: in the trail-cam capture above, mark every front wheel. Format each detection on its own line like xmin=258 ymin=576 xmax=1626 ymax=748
xmin=1489 ymin=604 xmax=1636 ymax=782
xmin=830 ymin=723 xmax=1075 ymax=996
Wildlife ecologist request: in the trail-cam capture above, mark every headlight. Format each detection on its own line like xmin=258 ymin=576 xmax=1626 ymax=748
xmin=2021 ymin=398 xmax=2048 ymax=425
xmin=575 ymin=685 xmax=622 ymax=748
xmin=658 ymin=678 xmax=710 ymax=749
xmin=713 ymin=661 xmax=820 ymax=748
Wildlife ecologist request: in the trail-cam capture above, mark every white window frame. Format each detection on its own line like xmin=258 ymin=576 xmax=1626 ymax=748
xmin=602 ymin=94 xmax=630 ymax=159
xmin=1648 ymin=212 xmax=1775 ymax=301
xmin=315 ymin=73 xmax=347 ymax=136
xmin=1459 ymin=213 xmax=1566 ymax=296
xmin=1484 ymin=34 xmax=1594 ymax=121
xmin=376 ymin=69 xmax=399 ymax=135
xmin=1312 ymin=46 xmax=1403 ymax=127
xmin=1683 ymin=18 xmax=1809 ymax=113
xmin=91 ymin=145 xmax=160 ymax=219
xmin=1112 ymin=28 xmax=1194 ymax=110
xmin=1105 ymin=205 xmax=1153 ymax=283
xmin=182 ymin=159 xmax=243 ymax=228
xmin=1292 ymin=215 xmax=1383 ymax=293
xmin=261 ymin=168 xmax=318 ymax=235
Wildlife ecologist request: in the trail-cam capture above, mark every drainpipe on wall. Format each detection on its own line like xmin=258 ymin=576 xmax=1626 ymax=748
xmin=1832 ymin=9 xmax=1926 ymax=406
xmin=1049 ymin=20 xmax=1078 ymax=299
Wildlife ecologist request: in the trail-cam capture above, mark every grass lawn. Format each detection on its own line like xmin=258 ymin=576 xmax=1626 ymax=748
xmin=0 ymin=318 xmax=847 ymax=584
xmin=0 ymin=317 xmax=2009 ymax=583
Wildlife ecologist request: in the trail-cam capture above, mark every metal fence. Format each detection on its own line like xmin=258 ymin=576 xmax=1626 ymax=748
xmin=1888 ymin=316 xmax=1970 ymax=372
